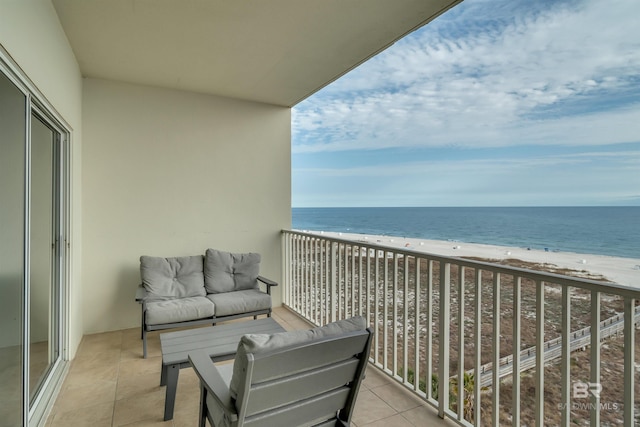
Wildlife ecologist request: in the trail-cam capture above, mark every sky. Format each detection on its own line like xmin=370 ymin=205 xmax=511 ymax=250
xmin=291 ymin=0 xmax=640 ymax=207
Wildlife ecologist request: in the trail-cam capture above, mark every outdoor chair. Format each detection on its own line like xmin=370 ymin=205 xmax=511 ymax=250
xmin=188 ymin=316 xmax=373 ymax=427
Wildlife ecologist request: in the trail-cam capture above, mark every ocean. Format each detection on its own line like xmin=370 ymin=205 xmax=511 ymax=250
xmin=292 ymin=207 xmax=640 ymax=259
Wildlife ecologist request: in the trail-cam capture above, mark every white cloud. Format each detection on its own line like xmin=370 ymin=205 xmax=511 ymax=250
xmin=292 ymin=148 xmax=640 ymax=206
xmin=295 ymin=149 xmax=640 ymax=179
xmin=292 ymin=0 xmax=640 ymax=153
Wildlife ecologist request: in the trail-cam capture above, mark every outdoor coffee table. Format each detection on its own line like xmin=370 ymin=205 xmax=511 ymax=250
xmin=159 ymin=317 xmax=286 ymax=420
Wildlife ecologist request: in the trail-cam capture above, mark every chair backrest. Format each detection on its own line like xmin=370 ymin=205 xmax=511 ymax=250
xmin=235 ymin=327 xmax=373 ymax=427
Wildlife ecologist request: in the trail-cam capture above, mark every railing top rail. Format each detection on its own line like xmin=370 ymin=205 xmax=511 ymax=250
xmin=283 ymin=229 xmax=640 ymax=299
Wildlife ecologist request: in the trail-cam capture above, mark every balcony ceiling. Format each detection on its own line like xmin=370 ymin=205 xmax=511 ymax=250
xmin=52 ymin=0 xmax=460 ymax=107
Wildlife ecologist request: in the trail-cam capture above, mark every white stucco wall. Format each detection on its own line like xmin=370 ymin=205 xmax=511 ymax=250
xmin=0 ymin=0 xmax=84 ymax=357
xmin=82 ymin=78 xmax=291 ymax=333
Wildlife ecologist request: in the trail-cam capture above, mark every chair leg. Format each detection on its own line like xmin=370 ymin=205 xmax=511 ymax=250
xmin=143 ymin=328 xmax=148 ymax=359
xmin=199 ymin=386 xmax=208 ymax=427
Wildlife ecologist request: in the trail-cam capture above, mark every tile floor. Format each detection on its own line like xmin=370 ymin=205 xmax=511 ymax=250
xmin=45 ymin=307 xmax=452 ymax=426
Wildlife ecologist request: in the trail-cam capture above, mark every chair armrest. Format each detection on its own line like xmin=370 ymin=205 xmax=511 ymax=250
xmin=257 ymin=276 xmax=278 ymax=295
xmin=135 ymin=285 xmax=149 ymax=302
xmin=188 ymin=351 xmax=238 ymax=423
xmin=257 ymin=275 xmax=278 ymax=287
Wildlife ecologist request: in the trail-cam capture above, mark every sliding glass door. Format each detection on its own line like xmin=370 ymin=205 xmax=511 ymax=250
xmin=0 ymin=60 xmax=27 ymax=427
xmin=0 ymin=64 xmax=68 ymax=426
xmin=29 ymin=112 xmax=61 ymax=404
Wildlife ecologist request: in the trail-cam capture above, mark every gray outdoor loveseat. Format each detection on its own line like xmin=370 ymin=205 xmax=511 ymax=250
xmin=135 ymin=248 xmax=277 ymax=358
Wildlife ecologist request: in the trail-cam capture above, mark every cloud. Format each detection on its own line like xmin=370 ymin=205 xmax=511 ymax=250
xmin=292 ymin=147 xmax=640 ymax=206
xmin=292 ymin=0 xmax=640 ymax=153
xmin=295 ymin=148 xmax=640 ymax=178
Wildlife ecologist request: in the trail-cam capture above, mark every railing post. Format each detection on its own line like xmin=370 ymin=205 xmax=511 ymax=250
xmin=358 ymin=245 xmax=364 ymax=317
xmin=292 ymin=233 xmax=296 ymax=308
xmin=330 ymin=241 xmax=337 ymax=323
xmin=457 ymin=266 xmax=465 ymax=422
xmin=352 ymin=244 xmax=357 ymax=317
xmin=324 ymin=240 xmax=330 ymax=324
xmin=414 ymin=257 xmax=421 ymax=392
xmin=374 ymin=248 xmax=380 ymax=366
xmin=393 ymin=253 xmax=399 ymax=376
xmin=365 ymin=246 xmax=371 ymax=343
xmin=535 ymin=281 xmax=545 ymax=427
xmin=383 ymin=250 xmax=389 ymax=371
xmin=439 ymin=262 xmax=451 ymax=419
xmin=313 ymin=237 xmax=319 ymax=325
xmin=474 ymin=269 xmax=482 ymax=426
xmin=492 ymin=273 xmax=501 ymax=427
xmin=294 ymin=234 xmax=300 ymax=311
xmin=338 ymin=243 xmax=343 ymax=320
xmin=512 ymin=276 xmax=521 ymax=427
xmin=343 ymin=243 xmax=348 ymax=318
xmin=561 ymin=286 xmax=571 ymax=427
xmin=403 ymin=255 xmax=410 ymax=384
xmin=623 ymin=297 xmax=635 ymax=426
xmin=427 ymin=260 xmax=434 ymax=401
xmin=300 ymin=237 xmax=313 ymax=319
xmin=590 ymin=291 xmax=600 ymax=427
xmin=281 ymin=232 xmax=288 ymax=306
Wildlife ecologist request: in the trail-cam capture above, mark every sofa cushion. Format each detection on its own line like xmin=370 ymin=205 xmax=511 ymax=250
xmin=204 ymin=249 xmax=260 ymax=294
xmin=145 ymin=296 xmax=215 ymax=325
xmin=140 ymin=255 xmax=206 ymax=299
xmin=206 ymin=289 xmax=271 ymax=317
xmin=229 ymin=316 xmax=367 ymax=399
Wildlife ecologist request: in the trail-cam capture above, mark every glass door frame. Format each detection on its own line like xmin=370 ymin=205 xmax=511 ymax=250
xmin=0 ymin=46 xmax=71 ymax=426
xmin=26 ymin=103 xmax=69 ymax=425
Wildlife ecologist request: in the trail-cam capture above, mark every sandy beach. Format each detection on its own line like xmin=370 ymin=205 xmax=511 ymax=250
xmin=303 ymin=230 xmax=640 ymax=289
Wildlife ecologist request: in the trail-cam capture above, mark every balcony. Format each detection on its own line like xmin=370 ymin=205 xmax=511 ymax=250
xmin=43 ymin=229 xmax=638 ymax=427
xmin=282 ymin=230 xmax=640 ymax=426
xmin=45 ymin=306 xmax=451 ymax=426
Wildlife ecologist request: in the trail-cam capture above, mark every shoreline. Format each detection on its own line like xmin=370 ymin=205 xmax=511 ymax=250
xmin=300 ymin=230 xmax=640 ymax=288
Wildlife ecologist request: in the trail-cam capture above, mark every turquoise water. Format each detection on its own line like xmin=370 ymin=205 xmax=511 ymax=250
xmin=292 ymin=207 xmax=640 ymax=259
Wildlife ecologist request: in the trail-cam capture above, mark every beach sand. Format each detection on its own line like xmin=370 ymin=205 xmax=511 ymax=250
xmin=306 ymin=231 xmax=640 ymax=288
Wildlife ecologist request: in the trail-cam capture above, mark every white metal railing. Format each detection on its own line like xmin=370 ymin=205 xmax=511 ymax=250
xmin=281 ymin=230 xmax=640 ymax=427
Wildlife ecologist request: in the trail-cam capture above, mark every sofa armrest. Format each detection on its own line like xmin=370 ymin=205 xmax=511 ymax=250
xmin=136 ymin=284 xmax=149 ymax=302
xmin=257 ymin=276 xmax=278 ymax=295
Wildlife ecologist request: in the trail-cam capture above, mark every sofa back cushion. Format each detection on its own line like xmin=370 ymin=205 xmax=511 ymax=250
xmin=140 ymin=255 xmax=206 ymax=299
xmin=204 ymin=248 xmax=260 ymax=294
xmin=229 ymin=316 xmax=367 ymax=400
